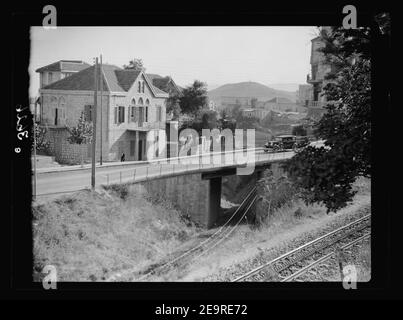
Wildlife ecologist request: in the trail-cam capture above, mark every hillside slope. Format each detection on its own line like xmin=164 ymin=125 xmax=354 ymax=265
xmin=208 ymin=82 xmax=296 ymax=102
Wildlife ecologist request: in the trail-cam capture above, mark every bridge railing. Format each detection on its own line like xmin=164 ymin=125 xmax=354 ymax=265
xmin=100 ymin=148 xmax=295 ymax=186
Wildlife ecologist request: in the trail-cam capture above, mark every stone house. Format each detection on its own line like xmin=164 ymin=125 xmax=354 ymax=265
xmin=37 ymin=64 xmax=169 ymax=164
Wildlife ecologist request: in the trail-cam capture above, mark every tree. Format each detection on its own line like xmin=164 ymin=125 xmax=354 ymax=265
xmin=292 ymin=124 xmax=307 ymax=136
xmin=67 ymin=112 xmax=93 ymax=167
xmin=251 ymin=98 xmax=258 ymax=108
xmin=179 ymin=80 xmax=208 ymax=116
xmin=32 ymin=123 xmax=50 ymax=154
xmin=166 ymin=93 xmax=181 ymax=120
xmin=123 ymin=58 xmax=145 ymax=71
xmin=284 ymin=26 xmax=372 ymax=213
xmin=200 ymin=110 xmax=218 ymax=130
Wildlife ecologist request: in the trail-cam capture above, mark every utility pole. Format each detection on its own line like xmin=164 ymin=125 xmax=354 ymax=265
xmin=33 ymin=99 xmax=37 ymax=201
xmin=100 ymin=54 xmax=103 ymax=165
xmin=91 ymin=57 xmax=98 ymax=190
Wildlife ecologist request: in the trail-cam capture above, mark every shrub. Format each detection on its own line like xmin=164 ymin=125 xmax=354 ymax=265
xmin=254 ymin=169 xmax=299 ymax=226
xmin=102 ymin=184 xmax=130 ymax=200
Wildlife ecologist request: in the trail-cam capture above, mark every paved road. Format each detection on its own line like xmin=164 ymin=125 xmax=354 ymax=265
xmin=34 ymin=148 xmax=296 ymax=197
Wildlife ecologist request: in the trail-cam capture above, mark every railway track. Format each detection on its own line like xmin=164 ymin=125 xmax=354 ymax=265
xmin=281 ymin=232 xmax=371 ymax=282
xmin=107 ymin=186 xmax=258 ymax=282
xmin=232 ymin=214 xmax=371 ymax=282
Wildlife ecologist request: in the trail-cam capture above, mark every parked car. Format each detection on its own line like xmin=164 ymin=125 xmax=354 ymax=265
xmin=264 ymin=135 xmax=309 ymax=152
xmin=295 ymin=136 xmax=310 ymax=149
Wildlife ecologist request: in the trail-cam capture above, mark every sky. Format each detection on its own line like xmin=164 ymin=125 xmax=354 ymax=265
xmin=29 ymin=26 xmax=317 ymax=97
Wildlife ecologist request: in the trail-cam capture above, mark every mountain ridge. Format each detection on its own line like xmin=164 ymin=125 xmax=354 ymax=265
xmin=207 ymin=81 xmax=297 ymax=102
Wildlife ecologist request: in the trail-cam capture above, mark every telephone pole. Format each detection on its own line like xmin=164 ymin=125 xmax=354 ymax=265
xmin=91 ymin=57 xmax=98 ymax=190
xmin=100 ymin=54 xmax=103 ymax=165
xmin=33 ymin=99 xmax=37 ymax=200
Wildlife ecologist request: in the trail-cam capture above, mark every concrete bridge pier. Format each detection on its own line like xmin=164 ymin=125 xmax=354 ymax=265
xmin=137 ymin=162 xmax=284 ymax=229
xmin=138 ymin=172 xmax=223 ymax=228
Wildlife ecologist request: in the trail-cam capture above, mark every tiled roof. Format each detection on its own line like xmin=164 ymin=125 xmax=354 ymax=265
xmin=115 ymin=70 xmax=142 ymax=91
xmin=42 ymin=64 xmax=169 ymax=97
xmin=35 ymin=60 xmax=90 ymax=73
xmin=146 ymin=74 xmax=182 ymax=95
xmin=152 ymin=85 xmax=169 ymax=95
xmin=152 ymin=77 xmax=171 ymax=89
xmin=42 ymin=65 xmax=111 ymax=91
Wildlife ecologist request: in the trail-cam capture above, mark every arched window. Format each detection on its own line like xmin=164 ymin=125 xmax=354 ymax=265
xmin=138 ymin=81 xmax=141 ymax=93
xmin=145 ymin=99 xmax=150 ymax=105
xmin=142 ymin=81 xmax=145 ymax=93
xmin=50 ymin=96 xmax=58 ymax=125
xmin=58 ymin=96 xmax=66 ymax=125
xmin=138 ymin=98 xmax=144 ymax=105
xmin=130 ymin=98 xmax=136 ymax=122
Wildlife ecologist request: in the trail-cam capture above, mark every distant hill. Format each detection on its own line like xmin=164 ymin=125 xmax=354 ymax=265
xmin=208 ymin=81 xmax=297 ymax=103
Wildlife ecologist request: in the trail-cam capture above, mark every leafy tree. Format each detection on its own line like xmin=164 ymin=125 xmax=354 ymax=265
xmin=292 ymin=124 xmax=307 ymax=136
xmin=179 ymin=109 xmax=218 ymax=137
xmin=179 ymin=80 xmax=208 ymax=116
xmin=166 ymin=93 xmax=181 ymax=120
xmin=123 ymin=58 xmax=145 ymax=71
xmin=32 ymin=123 xmax=50 ymax=154
xmin=251 ymin=98 xmax=258 ymax=108
xmin=200 ymin=110 xmax=218 ymax=130
xmin=284 ymin=26 xmax=373 ymax=213
xmin=67 ymin=112 xmax=93 ymax=167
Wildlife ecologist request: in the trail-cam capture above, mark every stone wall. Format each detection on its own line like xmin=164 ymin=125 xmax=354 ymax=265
xmin=40 ymin=90 xmax=110 ymax=161
xmin=136 ymin=172 xmax=212 ymax=227
xmin=45 ymin=127 xmax=90 ymax=164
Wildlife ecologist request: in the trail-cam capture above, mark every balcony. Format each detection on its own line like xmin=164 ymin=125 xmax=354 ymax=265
xmin=306 ymin=100 xmax=326 ymax=108
xmin=306 ymin=73 xmax=322 ymax=84
xmin=126 ymin=120 xmax=165 ymax=131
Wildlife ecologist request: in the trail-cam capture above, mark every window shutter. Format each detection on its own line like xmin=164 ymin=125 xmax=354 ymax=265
xmin=145 ymin=107 xmax=148 ymax=122
xmin=122 ymin=107 xmax=125 ymax=123
xmin=114 ymin=107 xmax=117 ymax=124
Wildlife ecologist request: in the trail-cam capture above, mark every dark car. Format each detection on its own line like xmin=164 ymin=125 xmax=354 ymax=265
xmin=295 ymin=136 xmax=310 ymax=149
xmin=264 ymin=135 xmax=308 ymax=152
xmin=264 ymin=135 xmax=293 ymax=152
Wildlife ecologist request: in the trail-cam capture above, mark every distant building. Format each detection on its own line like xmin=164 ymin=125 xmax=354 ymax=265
xmin=297 ymin=84 xmax=313 ymax=107
xmin=207 ymin=99 xmax=217 ymax=111
xmin=241 ymin=108 xmax=270 ymax=120
xmin=306 ymin=27 xmax=333 ymax=118
xmin=263 ymin=97 xmax=298 ymax=112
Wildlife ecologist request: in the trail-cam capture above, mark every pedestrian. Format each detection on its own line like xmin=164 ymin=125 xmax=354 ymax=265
xmin=120 ymin=153 xmax=125 ymax=162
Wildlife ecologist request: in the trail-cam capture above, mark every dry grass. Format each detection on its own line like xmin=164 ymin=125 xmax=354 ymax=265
xmin=356 ymin=241 xmax=371 ymax=282
xmin=33 ymin=184 xmax=200 ymax=281
xmin=33 ymin=173 xmax=370 ymax=282
xmin=181 ymin=177 xmax=371 ymax=281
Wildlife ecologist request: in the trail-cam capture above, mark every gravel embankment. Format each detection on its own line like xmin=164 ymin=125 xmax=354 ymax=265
xmin=201 ymin=204 xmax=370 ymax=282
